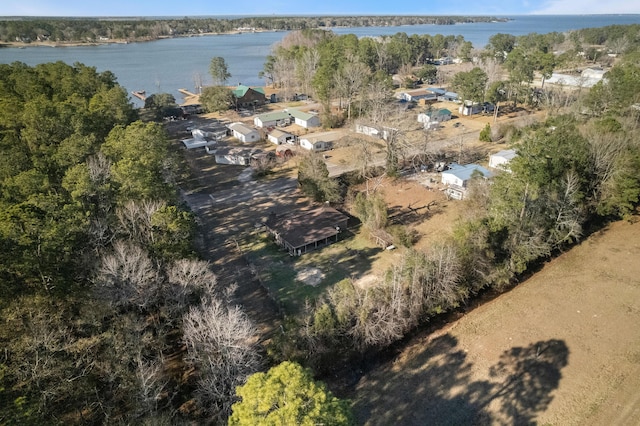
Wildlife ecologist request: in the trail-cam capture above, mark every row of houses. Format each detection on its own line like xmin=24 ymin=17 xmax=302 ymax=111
xmin=254 ymin=108 xmax=321 ymax=129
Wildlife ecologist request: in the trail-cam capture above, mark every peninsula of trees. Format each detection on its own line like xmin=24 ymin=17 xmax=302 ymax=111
xmin=0 ymin=15 xmax=505 ymax=45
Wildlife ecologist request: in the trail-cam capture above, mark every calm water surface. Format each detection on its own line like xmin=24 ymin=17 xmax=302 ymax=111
xmin=1 ymin=15 xmax=638 ymax=105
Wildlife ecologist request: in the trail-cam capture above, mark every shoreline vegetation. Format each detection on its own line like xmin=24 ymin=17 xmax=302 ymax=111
xmin=0 ymin=15 xmax=506 ymax=48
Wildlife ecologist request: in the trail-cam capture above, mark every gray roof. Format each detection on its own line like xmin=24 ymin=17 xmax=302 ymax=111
xmin=270 ymin=128 xmax=294 ymax=138
xmin=228 ymin=122 xmax=258 ymax=136
xmin=491 ymin=149 xmax=518 ymax=161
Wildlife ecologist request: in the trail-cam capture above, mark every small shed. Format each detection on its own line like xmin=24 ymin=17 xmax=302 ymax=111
xmin=418 ymin=109 xmax=452 ymax=127
xmin=267 ymin=128 xmax=296 ymax=145
xmin=227 ymin=122 xmax=260 ymax=143
xmin=286 ymin=108 xmax=321 ymax=128
xmin=489 ymin=149 xmax=517 ymax=170
xmin=265 ymin=207 xmax=349 ymax=256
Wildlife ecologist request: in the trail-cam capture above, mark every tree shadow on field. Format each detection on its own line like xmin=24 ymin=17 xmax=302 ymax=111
xmin=352 ymin=335 xmax=569 ymax=425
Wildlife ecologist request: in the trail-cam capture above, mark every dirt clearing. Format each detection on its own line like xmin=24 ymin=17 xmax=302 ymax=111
xmin=350 ymin=220 xmax=640 ymax=425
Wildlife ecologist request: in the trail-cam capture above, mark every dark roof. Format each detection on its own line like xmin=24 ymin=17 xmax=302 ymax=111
xmin=266 ymin=207 xmax=348 ymax=249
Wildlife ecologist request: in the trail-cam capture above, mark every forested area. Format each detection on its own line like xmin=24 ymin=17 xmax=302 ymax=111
xmin=0 ymin=15 xmax=501 ymax=44
xmin=0 ymin=62 xmax=272 ymax=424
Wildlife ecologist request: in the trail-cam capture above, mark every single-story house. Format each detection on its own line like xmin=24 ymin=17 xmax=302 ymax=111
xmin=286 ymin=108 xmax=321 ymax=128
xmin=354 ymin=123 xmax=396 ymax=141
xmin=439 ymin=91 xmax=459 ymax=102
xmin=265 ymin=207 xmax=349 ymax=256
xmin=232 ymin=85 xmax=266 ymax=109
xmin=418 ymin=109 xmax=452 ymax=128
xmin=227 ymin=122 xmax=261 ymax=143
xmin=545 ymin=73 xmax=602 ymax=88
xmin=214 ymin=147 xmax=253 ymax=165
xmin=267 ymin=128 xmax=296 ymax=145
xmin=254 ymin=111 xmax=292 ymax=128
xmin=299 ymin=131 xmax=343 ymax=152
xmin=397 ymin=88 xmax=438 ymax=103
xmin=441 ymin=163 xmax=492 ymax=200
xmin=459 ymin=101 xmax=495 ymax=116
xmin=427 ymin=87 xmax=447 ymax=97
xmin=181 ymin=137 xmax=217 ymax=150
xmin=355 ymin=123 xmax=381 ymax=138
xmin=489 ymin=149 xmax=517 ymax=170
xmin=181 ymin=104 xmax=204 ymax=115
xmin=181 ymin=126 xmax=224 ymax=149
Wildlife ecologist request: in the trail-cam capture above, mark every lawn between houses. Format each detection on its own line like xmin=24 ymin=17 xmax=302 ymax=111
xmin=237 ymin=228 xmax=385 ymax=315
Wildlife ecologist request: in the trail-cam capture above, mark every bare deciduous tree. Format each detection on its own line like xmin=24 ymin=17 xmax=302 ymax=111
xmin=116 ymin=199 xmax=165 ymax=244
xmin=95 ymin=241 xmax=160 ymax=310
xmin=182 ymin=300 xmax=261 ymax=422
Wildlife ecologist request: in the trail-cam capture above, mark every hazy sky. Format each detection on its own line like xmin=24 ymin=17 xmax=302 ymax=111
xmin=3 ymin=0 xmax=640 ymax=17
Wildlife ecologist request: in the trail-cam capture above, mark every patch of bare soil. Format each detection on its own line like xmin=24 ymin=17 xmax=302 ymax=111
xmin=296 ymin=267 xmax=325 ymax=287
xmin=350 ymin=220 xmax=640 ymax=425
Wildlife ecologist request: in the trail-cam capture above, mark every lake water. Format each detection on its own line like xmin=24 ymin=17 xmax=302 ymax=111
xmin=1 ymin=15 xmax=638 ymax=106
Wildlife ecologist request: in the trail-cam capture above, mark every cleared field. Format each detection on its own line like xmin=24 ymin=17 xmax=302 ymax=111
xmin=351 ymin=220 xmax=640 ymax=425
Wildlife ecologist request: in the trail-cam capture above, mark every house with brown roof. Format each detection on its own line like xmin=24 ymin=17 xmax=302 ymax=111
xmin=232 ymin=84 xmax=266 ymax=109
xmin=265 ymin=207 xmax=349 ymax=256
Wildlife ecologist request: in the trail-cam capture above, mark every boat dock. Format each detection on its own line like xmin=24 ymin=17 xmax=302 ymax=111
xmin=131 ymin=90 xmax=146 ymax=101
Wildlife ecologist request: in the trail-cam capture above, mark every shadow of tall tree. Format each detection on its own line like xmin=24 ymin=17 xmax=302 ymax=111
xmin=481 ymin=339 xmax=570 ymax=425
xmin=351 ymin=335 xmax=569 ymax=425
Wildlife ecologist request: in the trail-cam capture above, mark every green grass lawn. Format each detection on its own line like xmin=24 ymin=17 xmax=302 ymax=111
xmin=239 ymin=230 xmax=383 ymax=315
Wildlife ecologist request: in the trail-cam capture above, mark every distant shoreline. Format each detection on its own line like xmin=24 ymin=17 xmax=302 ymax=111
xmin=0 ymin=29 xmax=286 ymax=49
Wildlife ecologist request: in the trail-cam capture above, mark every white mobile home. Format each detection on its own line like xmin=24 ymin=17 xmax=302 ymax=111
xmin=299 ymin=131 xmax=343 ymax=152
xmin=227 ymin=122 xmax=260 ymax=143
xmin=254 ymin=111 xmax=291 ymax=128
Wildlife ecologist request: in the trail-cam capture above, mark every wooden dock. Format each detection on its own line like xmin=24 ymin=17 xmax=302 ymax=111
xmin=178 ymin=88 xmax=197 ymax=97
xmin=131 ymin=90 xmax=146 ymax=101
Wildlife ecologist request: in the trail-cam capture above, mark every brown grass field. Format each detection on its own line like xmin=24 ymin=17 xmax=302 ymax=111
xmin=350 ymin=219 xmax=640 ymax=425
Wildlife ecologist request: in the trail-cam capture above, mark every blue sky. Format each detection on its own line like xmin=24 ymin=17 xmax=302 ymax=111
xmin=2 ymin=0 xmax=640 ymax=16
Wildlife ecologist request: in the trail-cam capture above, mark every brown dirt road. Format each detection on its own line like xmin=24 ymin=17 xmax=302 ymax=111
xmin=350 ymin=219 xmax=640 ymax=425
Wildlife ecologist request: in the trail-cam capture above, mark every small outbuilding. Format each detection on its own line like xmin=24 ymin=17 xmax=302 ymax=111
xmin=418 ymin=108 xmax=452 ymax=128
xmin=265 ymin=207 xmax=349 ymax=256
xmin=227 ymin=122 xmax=260 ymax=143
xmin=489 ymin=149 xmax=518 ymax=171
xmin=267 ymin=128 xmax=296 ymax=145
